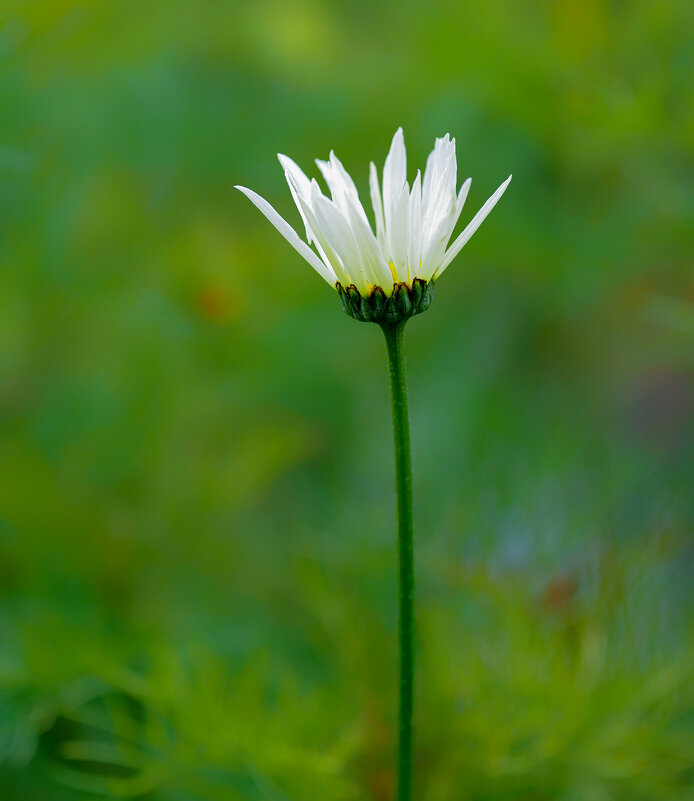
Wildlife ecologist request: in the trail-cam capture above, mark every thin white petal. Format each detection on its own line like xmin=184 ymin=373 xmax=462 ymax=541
xmin=408 ymin=171 xmax=422 ymax=280
xmin=422 ymin=134 xmax=453 ymax=214
xmin=235 ymin=185 xmax=336 ymax=284
xmin=317 ymin=151 xmax=372 ymax=229
xmin=316 ymin=156 xmax=393 ymax=289
xmin=422 ymin=135 xmax=456 ymax=225
xmin=290 ymin=178 xmax=350 ymax=286
xmin=383 ymin=127 xmax=407 ymax=233
xmin=311 ymin=193 xmax=370 ymax=293
xmin=328 ymin=151 xmax=361 ymax=204
xmin=387 ymin=181 xmax=409 ymax=282
xmin=344 ymin=202 xmax=392 ymax=289
xmin=278 ymin=154 xmax=312 ymax=196
xmin=419 ymin=177 xmax=472 ymax=280
xmin=435 ymin=175 xmax=512 ymax=278
xmin=314 ymin=158 xmax=333 ymax=194
xmin=278 ymin=154 xmax=316 ymax=242
xmin=456 ymin=175 xmax=472 ymax=214
xmin=369 ymin=161 xmax=386 ymax=247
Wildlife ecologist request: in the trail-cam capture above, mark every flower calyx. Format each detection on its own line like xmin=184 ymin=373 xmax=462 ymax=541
xmin=337 ymin=278 xmax=435 ymax=324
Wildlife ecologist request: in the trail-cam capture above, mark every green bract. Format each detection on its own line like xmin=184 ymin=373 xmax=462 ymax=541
xmin=337 ymin=278 xmax=434 ymax=323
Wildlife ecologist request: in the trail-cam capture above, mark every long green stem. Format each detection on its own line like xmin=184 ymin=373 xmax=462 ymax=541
xmin=381 ymin=320 xmax=414 ymax=801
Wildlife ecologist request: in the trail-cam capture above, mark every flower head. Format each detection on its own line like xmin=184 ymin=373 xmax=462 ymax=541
xmin=236 ymin=128 xmax=511 ymax=322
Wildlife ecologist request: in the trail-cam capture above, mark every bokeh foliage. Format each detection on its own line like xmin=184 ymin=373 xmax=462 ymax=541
xmin=1 ymin=0 xmax=693 ymax=799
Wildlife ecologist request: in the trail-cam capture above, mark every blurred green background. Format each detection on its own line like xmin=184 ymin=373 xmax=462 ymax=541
xmin=1 ymin=1 xmax=694 ymax=799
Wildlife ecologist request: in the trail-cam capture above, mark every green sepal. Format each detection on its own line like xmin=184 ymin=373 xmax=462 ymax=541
xmin=395 ymin=285 xmax=412 ymax=317
xmin=410 ymin=278 xmax=424 ymax=307
xmin=336 ymin=279 xmax=436 ymax=324
xmin=371 ymin=287 xmax=387 ymax=318
xmin=419 ymin=280 xmax=433 ymax=313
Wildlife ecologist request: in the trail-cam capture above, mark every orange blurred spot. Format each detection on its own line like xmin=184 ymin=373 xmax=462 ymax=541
xmin=542 ymin=574 xmax=578 ymax=612
xmin=196 ymin=285 xmax=232 ymax=321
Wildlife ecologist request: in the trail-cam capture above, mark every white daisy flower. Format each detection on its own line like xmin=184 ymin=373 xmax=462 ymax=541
xmin=236 ymin=128 xmax=511 ymax=323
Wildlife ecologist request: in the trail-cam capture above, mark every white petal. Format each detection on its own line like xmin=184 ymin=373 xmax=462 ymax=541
xmin=419 ymin=177 xmax=472 ymax=280
xmin=311 ymin=163 xmax=384 ymax=286
xmin=383 ymin=127 xmax=407 ymax=231
xmin=386 ymin=181 xmax=410 ymax=282
xmin=317 ymin=151 xmax=372 ymax=230
xmin=278 ymin=154 xmax=312 ymax=197
xmin=435 ymin=175 xmax=512 ymax=278
xmin=314 ymin=158 xmax=333 ymax=194
xmin=420 ymin=219 xmax=453 ymax=280
xmin=289 ymin=178 xmax=350 ymax=286
xmin=422 ymin=136 xmax=455 ymax=214
xmin=311 ymin=193 xmax=370 ymax=293
xmin=422 ymin=134 xmax=453 ymax=216
xmin=369 ymin=161 xmax=386 ymax=247
xmin=328 ymin=151 xmax=361 ymax=203
xmin=235 ymin=185 xmax=337 ymax=284
xmin=456 ymin=175 xmax=472 ymax=214
xmin=278 ymin=154 xmax=316 ymax=242
xmin=408 ymin=171 xmax=422 ymax=280
xmin=344 ymin=201 xmax=392 ymax=290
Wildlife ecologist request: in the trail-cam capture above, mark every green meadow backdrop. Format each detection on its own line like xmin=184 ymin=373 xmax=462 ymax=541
xmin=1 ymin=1 xmax=693 ymax=799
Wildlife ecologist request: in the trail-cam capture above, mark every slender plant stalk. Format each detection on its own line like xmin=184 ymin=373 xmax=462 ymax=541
xmin=381 ymin=320 xmax=414 ymax=801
